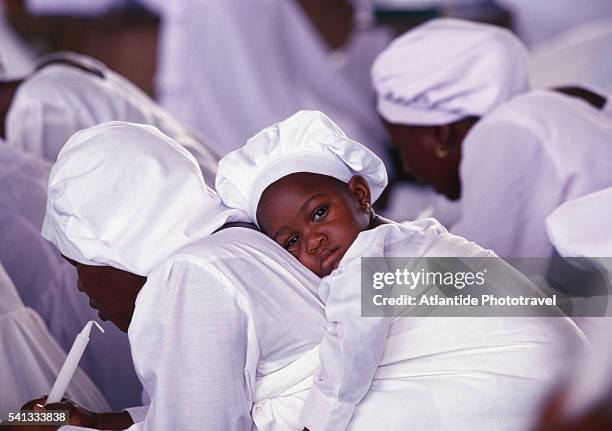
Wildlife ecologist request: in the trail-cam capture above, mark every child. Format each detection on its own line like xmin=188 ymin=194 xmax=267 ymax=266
xmin=216 ymin=110 xmax=588 ymax=431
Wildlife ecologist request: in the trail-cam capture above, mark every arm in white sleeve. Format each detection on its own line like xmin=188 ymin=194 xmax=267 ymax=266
xmin=129 ymin=258 xmax=255 ymax=431
xmin=301 ymin=257 xmax=391 ymax=431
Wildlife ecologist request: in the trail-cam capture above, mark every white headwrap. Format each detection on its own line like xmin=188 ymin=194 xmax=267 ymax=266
xmin=371 ymin=18 xmax=530 ymax=125
xmin=546 ymin=187 xmax=612 ymax=258
xmin=42 ymin=121 xmax=244 ymax=276
xmin=216 ymin=110 xmax=388 ymax=224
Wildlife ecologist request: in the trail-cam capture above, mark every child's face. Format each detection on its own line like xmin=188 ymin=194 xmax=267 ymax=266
xmin=257 ymin=172 xmax=371 ymax=277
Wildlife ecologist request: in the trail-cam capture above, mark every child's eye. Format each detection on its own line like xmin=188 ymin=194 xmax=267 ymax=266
xmin=284 ymin=234 xmax=299 ymax=249
xmin=312 ymin=205 xmax=328 ymax=221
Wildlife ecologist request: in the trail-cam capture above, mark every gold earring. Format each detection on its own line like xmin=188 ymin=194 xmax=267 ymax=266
xmin=435 ymin=143 xmax=449 ymax=158
xmin=362 ymin=202 xmax=372 ymax=215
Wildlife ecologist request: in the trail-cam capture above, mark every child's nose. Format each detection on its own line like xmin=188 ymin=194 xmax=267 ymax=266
xmin=306 ymin=232 xmax=325 ymax=254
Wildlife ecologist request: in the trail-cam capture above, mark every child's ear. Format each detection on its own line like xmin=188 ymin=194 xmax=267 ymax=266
xmin=348 ymin=176 xmax=371 ymax=207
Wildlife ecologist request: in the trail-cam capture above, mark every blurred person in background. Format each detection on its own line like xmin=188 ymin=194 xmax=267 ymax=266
xmin=0 ymin=51 xmax=219 ymax=183
xmin=371 ymin=18 xmax=612 ymax=260
xmin=23 ymin=0 xmax=391 ymax=160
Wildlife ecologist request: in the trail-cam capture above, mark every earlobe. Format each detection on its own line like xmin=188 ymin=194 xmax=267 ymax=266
xmin=433 ymin=125 xmax=451 ymax=158
xmin=348 ymin=176 xmax=372 ymax=208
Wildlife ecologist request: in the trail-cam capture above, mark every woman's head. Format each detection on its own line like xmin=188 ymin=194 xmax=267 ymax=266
xmin=216 ymin=110 xmax=387 ymax=276
xmin=371 ymin=18 xmax=529 ymax=198
xmin=43 ymin=121 xmax=243 ymax=331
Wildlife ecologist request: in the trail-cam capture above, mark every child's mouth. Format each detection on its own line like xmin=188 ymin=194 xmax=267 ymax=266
xmin=320 ymin=247 xmax=342 ymax=276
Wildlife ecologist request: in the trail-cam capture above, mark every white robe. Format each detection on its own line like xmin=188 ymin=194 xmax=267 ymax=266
xmin=25 ymin=0 xmax=389 ymax=159
xmin=493 ymin=0 xmax=612 ymax=47
xmin=451 ymin=90 xmax=612 ymax=258
xmin=0 ymin=262 xmax=109 ymax=416
xmin=257 ymin=220 xmax=589 ymax=431
xmin=125 ymin=226 xmax=326 ymax=431
xmin=0 ymin=146 xmax=142 ymax=409
xmin=6 ymin=58 xmax=220 ymax=184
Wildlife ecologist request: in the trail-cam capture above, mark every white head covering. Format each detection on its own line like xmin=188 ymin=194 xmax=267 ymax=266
xmin=371 ymin=18 xmax=530 ymax=126
xmin=42 ymin=121 xmax=244 ymax=276
xmin=546 ymin=187 xmax=612 ymax=258
xmin=216 ymin=110 xmax=388 ymax=224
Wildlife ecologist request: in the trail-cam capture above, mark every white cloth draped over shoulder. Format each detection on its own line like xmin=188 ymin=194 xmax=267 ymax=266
xmin=252 ymin=221 xmax=590 ymax=431
xmin=5 ymin=52 xmax=220 ymax=184
xmin=0 ymin=262 xmax=109 ymax=416
xmin=0 ymin=145 xmax=141 ymax=409
xmin=451 ymin=90 xmax=612 ymax=258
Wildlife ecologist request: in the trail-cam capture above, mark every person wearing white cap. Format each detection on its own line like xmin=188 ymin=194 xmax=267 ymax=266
xmin=0 ymin=143 xmax=142 ymax=410
xmin=27 ymin=120 xmax=331 ymax=431
xmin=216 ymin=110 xmax=588 ymax=431
xmin=0 ymin=52 xmax=220 ymax=184
xmin=17 ymin=121 xmax=241 ymax=428
xmin=371 ymin=18 xmax=612 ymax=259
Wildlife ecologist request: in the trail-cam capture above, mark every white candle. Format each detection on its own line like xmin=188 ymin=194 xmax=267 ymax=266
xmin=46 ymin=320 xmax=105 ymax=404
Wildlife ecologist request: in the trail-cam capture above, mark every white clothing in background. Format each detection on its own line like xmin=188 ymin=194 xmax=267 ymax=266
xmin=125 ymin=226 xmax=326 ymax=431
xmin=0 ymin=3 xmax=36 ymax=80
xmin=546 ymin=187 xmax=612 ymax=417
xmin=0 ymin=262 xmax=109 ymax=415
xmin=530 ymin=18 xmax=612 ymax=96
xmin=0 ymin=145 xmax=141 ymax=409
xmin=494 ymin=0 xmax=612 ymax=47
xmin=26 ymin=0 xmax=388 ymax=159
xmin=6 ymin=55 xmax=220 ymax=183
xmin=255 ymin=221 xmax=588 ymax=431
xmin=0 ymin=145 xmax=50 ymax=229
xmin=451 ymin=91 xmax=612 ymax=258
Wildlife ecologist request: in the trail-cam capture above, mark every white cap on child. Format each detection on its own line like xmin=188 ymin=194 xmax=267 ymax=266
xmin=216 ymin=110 xmax=388 ymax=224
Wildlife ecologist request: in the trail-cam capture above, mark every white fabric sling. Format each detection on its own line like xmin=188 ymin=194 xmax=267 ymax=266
xmin=251 ymin=232 xmax=589 ymax=431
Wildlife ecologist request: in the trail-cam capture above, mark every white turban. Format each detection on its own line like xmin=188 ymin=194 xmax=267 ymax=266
xmin=546 ymin=187 xmax=612 ymax=258
xmin=371 ymin=18 xmax=530 ymax=125
xmin=42 ymin=121 xmax=244 ymax=276
xmin=216 ymin=110 xmax=388 ymax=224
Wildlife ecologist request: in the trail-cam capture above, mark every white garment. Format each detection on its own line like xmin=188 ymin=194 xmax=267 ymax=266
xmin=451 ymin=90 xmax=612 ymax=258
xmin=0 ymin=145 xmax=50 ymax=229
xmin=493 ymin=0 xmax=612 ymax=47
xmin=0 ymin=262 xmax=110 ymax=416
xmin=300 ymin=219 xmax=445 ymax=431
xmin=0 ymin=3 xmax=36 ymax=80
xmin=545 ymin=188 xmax=612 ymax=417
xmin=0 ymin=147 xmax=141 ymax=409
xmin=530 ymin=18 xmax=612 ymax=97
xmin=6 ymin=54 xmax=220 ymax=183
xmin=254 ymin=221 xmax=589 ymax=431
xmin=124 ymin=226 xmax=326 ymax=431
xmin=26 ymin=0 xmax=388 ymax=158
xmin=42 ymin=121 xmax=243 ymax=277
xmin=371 ymin=18 xmax=529 ymax=126
xmin=216 ymin=110 xmax=388 ymax=224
